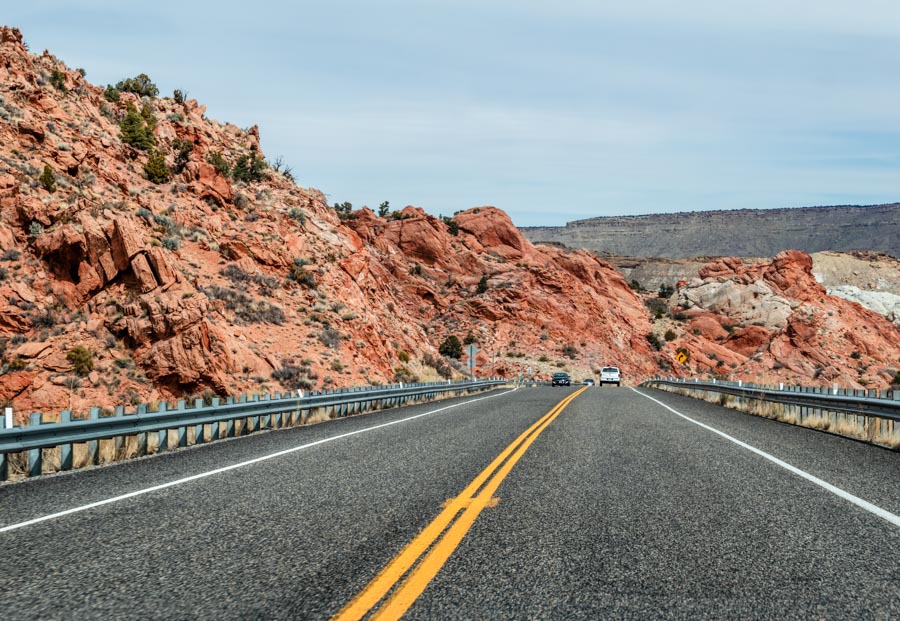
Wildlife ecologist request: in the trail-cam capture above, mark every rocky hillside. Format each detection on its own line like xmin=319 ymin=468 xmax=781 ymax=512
xmin=649 ymin=251 xmax=900 ymax=388
xmin=0 ymin=26 xmax=897 ymax=422
xmin=522 ymin=204 xmax=900 ymax=258
xmin=608 ymin=251 xmax=900 ymax=326
xmin=0 ymin=27 xmax=663 ymax=420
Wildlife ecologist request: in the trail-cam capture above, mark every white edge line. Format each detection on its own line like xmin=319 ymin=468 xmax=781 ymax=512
xmin=0 ymin=387 xmax=517 ymax=534
xmin=632 ymin=387 xmax=900 ymax=529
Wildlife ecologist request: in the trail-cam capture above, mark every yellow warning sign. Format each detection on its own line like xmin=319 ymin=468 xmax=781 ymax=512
xmin=676 ymin=351 xmax=688 ymax=364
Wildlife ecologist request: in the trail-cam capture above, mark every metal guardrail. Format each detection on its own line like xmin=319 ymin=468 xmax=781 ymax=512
xmin=0 ymin=379 xmax=506 ymax=480
xmin=642 ymin=378 xmax=900 ymax=421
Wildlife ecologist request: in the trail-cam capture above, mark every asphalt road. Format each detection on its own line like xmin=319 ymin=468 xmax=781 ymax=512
xmin=0 ymin=386 xmax=898 ymax=619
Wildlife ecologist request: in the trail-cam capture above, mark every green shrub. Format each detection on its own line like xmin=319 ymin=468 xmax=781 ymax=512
xmin=39 ymin=165 xmax=56 ymax=193
xmin=172 ymin=137 xmax=194 ymax=174
xmin=49 ymin=70 xmax=67 ymax=93
xmin=67 ymin=346 xmax=94 ymax=376
xmin=664 ymin=329 xmax=677 ymax=341
xmin=144 ymin=150 xmax=171 ymax=183
xmin=538 ymin=355 xmax=549 ymax=362
xmin=378 ymin=201 xmax=390 ymax=217
xmin=476 ymin=274 xmax=489 ymax=294
xmin=103 ymin=85 xmax=120 ymax=102
xmin=646 ymin=333 xmax=663 ymax=351
xmin=442 ymin=216 xmax=459 ymax=236
xmin=288 ymin=208 xmax=306 ymax=226
xmin=115 ymin=73 xmax=159 ymax=98
xmin=207 ymin=151 xmax=230 ymax=177
xmin=393 ymin=366 xmax=419 ymax=384
xmin=288 ymin=258 xmax=317 ymax=288
xmin=173 ymin=88 xmax=186 ymax=104
xmin=397 ymin=350 xmax=410 ymax=363
xmin=658 ymin=284 xmax=675 ymax=299
xmin=463 ymin=332 xmax=477 ymax=345
xmin=120 ymin=103 xmax=154 ymax=150
xmin=439 ymin=335 xmax=462 ymax=359
xmin=562 ymin=343 xmax=578 ymax=359
xmin=893 ymin=371 xmax=900 ymax=387
xmin=232 ymin=152 xmax=267 ymax=182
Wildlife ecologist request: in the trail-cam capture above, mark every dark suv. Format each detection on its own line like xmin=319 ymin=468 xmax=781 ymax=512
xmin=551 ymin=372 xmax=571 ymax=386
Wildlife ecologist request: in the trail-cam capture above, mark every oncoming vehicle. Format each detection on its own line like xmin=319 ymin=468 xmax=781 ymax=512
xmin=551 ymin=372 xmax=571 ymax=387
xmin=583 ymin=378 xmax=595 ymax=386
xmin=600 ymin=366 xmax=621 ymax=386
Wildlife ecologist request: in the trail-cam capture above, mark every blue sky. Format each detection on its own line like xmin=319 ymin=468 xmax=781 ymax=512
xmin=7 ymin=1 xmax=900 ymax=226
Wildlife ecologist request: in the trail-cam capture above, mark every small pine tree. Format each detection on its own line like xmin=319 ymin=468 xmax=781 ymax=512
xmin=172 ymin=137 xmax=194 ymax=174
xmin=207 ymin=151 xmax=231 ymax=177
xmin=439 ymin=335 xmax=463 ymax=359
xmin=378 ymin=201 xmax=390 ymax=217
xmin=144 ymin=150 xmax=171 ymax=184
xmin=38 ymin=165 xmax=56 ymax=193
xmin=115 ymin=73 xmax=159 ymax=98
xmin=120 ymin=103 xmax=154 ymax=150
xmin=103 ymin=85 xmax=120 ymax=102
xmin=232 ymin=152 xmax=267 ymax=182
xmin=49 ymin=70 xmax=67 ymax=93
xmin=476 ymin=274 xmax=489 ymax=294
xmin=173 ymin=88 xmax=186 ymax=104
xmin=66 ymin=346 xmax=94 ymax=376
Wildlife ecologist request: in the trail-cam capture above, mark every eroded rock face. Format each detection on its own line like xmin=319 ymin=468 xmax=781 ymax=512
xmin=667 ymin=252 xmax=900 ymax=388
xmin=1 ymin=27 xmax=897 ymax=423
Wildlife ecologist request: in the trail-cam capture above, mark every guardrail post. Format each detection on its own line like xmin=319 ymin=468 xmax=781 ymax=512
xmin=59 ymin=410 xmax=73 ymax=470
xmin=87 ymin=407 xmax=100 ymax=465
xmin=3 ymin=406 xmax=11 ymax=429
xmin=136 ymin=404 xmax=148 ymax=455
xmin=225 ymin=397 xmax=236 ymax=436
xmin=194 ymin=398 xmax=206 ymax=443
xmin=176 ymin=400 xmax=188 ymax=447
xmin=28 ymin=412 xmax=42 ymax=477
xmin=210 ymin=398 xmax=221 ymax=438
xmin=157 ymin=403 xmax=169 ymax=452
xmin=114 ymin=406 xmax=125 ymax=453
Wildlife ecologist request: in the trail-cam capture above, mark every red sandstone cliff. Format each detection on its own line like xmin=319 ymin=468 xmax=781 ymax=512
xmin=0 ymin=27 xmax=896 ymax=421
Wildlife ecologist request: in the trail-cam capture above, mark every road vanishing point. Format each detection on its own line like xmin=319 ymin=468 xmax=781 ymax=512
xmin=1 ymin=385 xmax=898 ymax=619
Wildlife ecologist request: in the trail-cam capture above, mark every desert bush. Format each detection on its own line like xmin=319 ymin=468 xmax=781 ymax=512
xmin=49 ymin=70 xmax=67 ymax=93
xmin=32 ymin=310 xmax=56 ymax=328
xmin=476 ymin=274 xmax=489 ymax=294
xmin=539 ymin=355 xmax=549 ymax=362
xmin=103 ymin=85 xmax=120 ymax=102
xmin=319 ymin=328 xmax=342 ymax=349
xmin=66 ymin=346 xmax=93 ymax=376
xmin=393 ymin=366 xmax=419 ymax=384
xmin=39 ymin=165 xmax=56 ymax=193
xmin=288 ymin=258 xmax=317 ymax=288
xmin=658 ymin=284 xmax=675 ymax=299
xmin=664 ymin=329 xmax=677 ymax=341
xmin=161 ymin=236 xmax=181 ymax=250
xmin=288 ymin=207 xmax=307 ymax=225
xmin=144 ymin=150 xmax=171 ymax=183
xmin=207 ymin=151 xmax=230 ymax=177
xmin=173 ymin=88 xmax=186 ymax=104
xmin=397 ymin=350 xmax=410 ymax=363
xmin=378 ymin=201 xmax=390 ymax=217
xmin=120 ymin=103 xmax=154 ymax=150
xmin=646 ymin=332 xmax=663 ymax=351
xmin=115 ymin=73 xmax=159 ymax=98
xmin=562 ymin=343 xmax=578 ymax=359
xmin=232 ymin=152 xmax=267 ymax=182
xmin=172 ymin=137 xmax=194 ymax=174
xmin=442 ymin=216 xmax=459 ymax=236
xmin=439 ymin=335 xmax=462 ymax=359
xmin=629 ymin=279 xmax=642 ymax=291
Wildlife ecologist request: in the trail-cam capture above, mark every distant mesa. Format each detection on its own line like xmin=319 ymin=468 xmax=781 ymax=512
xmin=520 ymin=204 xmax=900 ymax=259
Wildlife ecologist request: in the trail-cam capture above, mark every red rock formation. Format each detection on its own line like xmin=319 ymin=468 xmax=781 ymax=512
xmin=0 ymin=27 xmax=895 ymax=424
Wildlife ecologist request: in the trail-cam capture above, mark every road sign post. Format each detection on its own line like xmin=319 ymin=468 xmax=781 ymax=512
xmin=466 ymin=344 xmax=479 ymax=380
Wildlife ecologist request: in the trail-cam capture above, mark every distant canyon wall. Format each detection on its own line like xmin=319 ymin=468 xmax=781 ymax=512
xmin=521 ymin=204 xmax=900 ymax=259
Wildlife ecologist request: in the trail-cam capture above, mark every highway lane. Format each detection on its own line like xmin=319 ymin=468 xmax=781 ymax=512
xmin=403 ymin=387 xmax=900 ymax=619
xmin=1 ymin=385 xmax=898 ymax=619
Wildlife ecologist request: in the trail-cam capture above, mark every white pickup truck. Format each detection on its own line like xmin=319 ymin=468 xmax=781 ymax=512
xmin=600 ymin=366 xmax=621 ymax=386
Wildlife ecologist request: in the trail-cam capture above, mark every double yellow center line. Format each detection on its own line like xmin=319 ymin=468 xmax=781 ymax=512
xmin=333 ymin=386 xmax=588 ymax=620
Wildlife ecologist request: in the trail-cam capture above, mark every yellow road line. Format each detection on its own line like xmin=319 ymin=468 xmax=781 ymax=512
xmin=333 ymin=386 xmax=587 ymax=621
